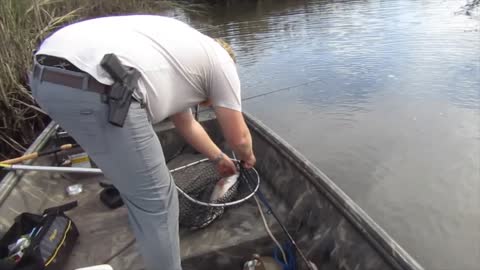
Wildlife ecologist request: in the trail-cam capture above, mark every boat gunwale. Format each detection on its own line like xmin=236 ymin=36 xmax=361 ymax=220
xmin=243 ymin=112 xmax=424 ymax=270
xmin=0 ymin=121 xmax=57 ymax=206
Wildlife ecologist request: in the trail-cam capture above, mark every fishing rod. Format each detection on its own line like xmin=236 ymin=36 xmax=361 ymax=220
xmin=0 ymin=144 xmax=77 ymax=165
xmin=0 ymin=163 xmax=101 ymax=173
xmin=239 ymin=163 xmax=316 ymax=270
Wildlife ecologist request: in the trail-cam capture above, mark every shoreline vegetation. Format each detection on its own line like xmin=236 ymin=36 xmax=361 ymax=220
xmin=0 ymin=0 xmax=209 ymax=159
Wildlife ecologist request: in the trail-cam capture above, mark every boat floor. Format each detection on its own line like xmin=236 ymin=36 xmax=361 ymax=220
xmin=3 ymin=152 xmax=290 ymax=270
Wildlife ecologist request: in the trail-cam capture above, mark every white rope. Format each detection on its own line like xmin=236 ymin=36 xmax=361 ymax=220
xmin=254 ymin=194 xmax=288 ymax=264
xmin=228 ymin=151 xmax=287 ymax=263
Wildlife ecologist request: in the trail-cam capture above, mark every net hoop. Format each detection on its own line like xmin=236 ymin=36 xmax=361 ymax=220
xmin=171 ymin=158 xmax=260 ymax=207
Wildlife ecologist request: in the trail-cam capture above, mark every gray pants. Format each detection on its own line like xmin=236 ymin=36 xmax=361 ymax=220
xmin=30 ymin=62 xmax=182 ymax=270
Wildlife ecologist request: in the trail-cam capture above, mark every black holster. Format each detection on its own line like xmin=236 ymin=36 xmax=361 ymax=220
xmin=100 ymin=53 xmax=141 ymax=127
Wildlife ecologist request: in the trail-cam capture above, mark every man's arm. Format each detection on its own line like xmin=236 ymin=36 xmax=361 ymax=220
xmin=170 ymin=110 xmax=238 ymax=176
xmin=214 ymin=107 xmax=255 ymax=168
xmin=170 ymin=111 xmax=222 ymax=161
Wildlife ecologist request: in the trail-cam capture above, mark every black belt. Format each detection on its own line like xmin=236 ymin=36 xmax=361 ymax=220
xmin=34 ymin=55 xmax=110 ymax=95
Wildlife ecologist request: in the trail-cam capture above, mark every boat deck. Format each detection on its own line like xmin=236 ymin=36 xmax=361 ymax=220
xmin=1 ymin=149 xmax=289 ymax=270
xmin=0 ymin=117 xmax=426 ymax=270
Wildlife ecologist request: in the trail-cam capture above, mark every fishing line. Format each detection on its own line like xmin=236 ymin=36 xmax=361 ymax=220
xmin=240 ymin=165 xmax=316 ymax=270
xmin=192 ymin=77 xmax=327 ymax=116
xmin=165 ymin=77 xmax=327 ymax=164
xmin=242 ymin=77 xmax=326 ymax=102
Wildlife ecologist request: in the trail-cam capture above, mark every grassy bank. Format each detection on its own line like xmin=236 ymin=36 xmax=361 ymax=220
xmin=0 ymin=0 xmax=201 ymax=159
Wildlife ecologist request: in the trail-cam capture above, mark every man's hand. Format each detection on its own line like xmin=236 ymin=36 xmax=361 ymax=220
xmin=242 ymin=153 xmax=256 ymax=169
xmin=215 ymin=154 xmax=237 ymax=177
xmin=171 ymin=107 xmax=256 ymax=173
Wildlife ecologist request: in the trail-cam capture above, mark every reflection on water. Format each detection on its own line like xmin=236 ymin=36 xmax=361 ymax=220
xmin=186 ymin=0 xmax=479 ymax=269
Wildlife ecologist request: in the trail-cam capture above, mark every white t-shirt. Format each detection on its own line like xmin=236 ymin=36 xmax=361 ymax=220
xmin=36 ymin=15 xmax=241 ymax=124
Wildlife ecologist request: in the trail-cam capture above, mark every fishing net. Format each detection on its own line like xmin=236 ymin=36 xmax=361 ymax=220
xmin=171 ymin=159 xmax=260 ymax=230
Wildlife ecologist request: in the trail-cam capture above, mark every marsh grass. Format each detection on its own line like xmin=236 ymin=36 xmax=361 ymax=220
xmin=0 ymin=0 xmax=201 ymax=159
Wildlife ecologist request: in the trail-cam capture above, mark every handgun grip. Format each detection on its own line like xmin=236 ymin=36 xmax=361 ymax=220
xmin=100 ymin=53 xmax=128 ymax=81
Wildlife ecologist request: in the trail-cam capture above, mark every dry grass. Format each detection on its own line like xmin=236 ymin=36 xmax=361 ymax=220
xmin=0 ymin=0 xmax=200 ymax=159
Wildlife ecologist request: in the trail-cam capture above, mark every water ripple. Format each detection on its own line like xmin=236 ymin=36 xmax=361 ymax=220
xmin=188 ymin=1 xmax=480 ymax=269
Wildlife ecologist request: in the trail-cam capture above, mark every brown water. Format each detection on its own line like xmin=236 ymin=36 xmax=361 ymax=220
xmin=179 ymin=1 xmax=480 ymax=269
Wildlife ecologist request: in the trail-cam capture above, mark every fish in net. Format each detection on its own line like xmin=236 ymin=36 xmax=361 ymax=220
xmin=171 ymin=159 xmax=259 ymax=230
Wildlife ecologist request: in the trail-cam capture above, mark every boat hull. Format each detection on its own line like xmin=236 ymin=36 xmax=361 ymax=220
xmin=0 ymin=112 xmax=423 ymax=270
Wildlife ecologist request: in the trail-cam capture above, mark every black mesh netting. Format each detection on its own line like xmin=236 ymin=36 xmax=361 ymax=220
xmin=171 ymin=160 xmax=258 ymax=230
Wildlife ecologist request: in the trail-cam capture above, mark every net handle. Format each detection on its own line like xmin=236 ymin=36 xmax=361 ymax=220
xmin=172 ymin=158 xmax=261 ymax=207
